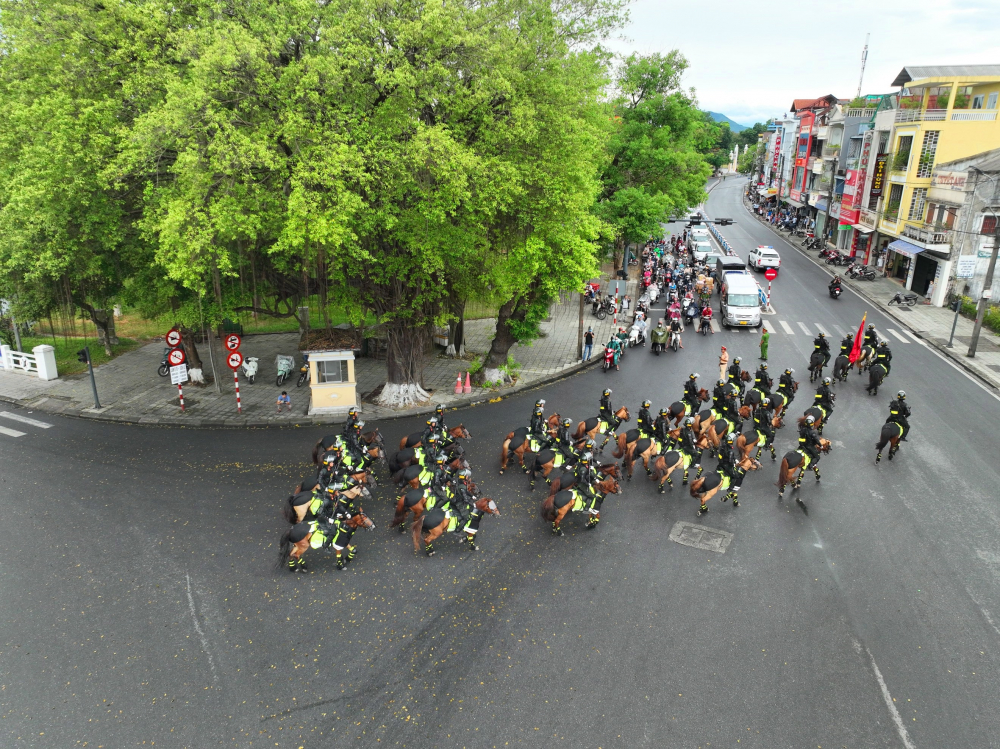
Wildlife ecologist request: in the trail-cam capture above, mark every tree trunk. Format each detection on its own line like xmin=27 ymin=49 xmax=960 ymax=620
xmin=478 ymin=296 xmax=525 ymax=385
xmin=180 ymin=327 xmax=207 ymax=384
xmin=376 ymin=321 xmax=430 ymax=408
xmin=75 ymin=300 xmax=114 ymax=357
xmin=612 ymin=235 xmax=625 ymax=273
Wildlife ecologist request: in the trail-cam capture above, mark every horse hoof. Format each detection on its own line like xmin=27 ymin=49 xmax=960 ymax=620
xmin=499 ymin=469 xmax=504 ymax=475
xmin=732 ymin=499 xmax=739 ymax=507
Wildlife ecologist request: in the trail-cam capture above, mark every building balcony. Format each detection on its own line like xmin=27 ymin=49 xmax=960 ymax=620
xmin=895 ymin=108 xmax=947 ymax=123
xmin=845 ymin=108 xmax=877 ymax=118
xmin=951 ymin=111 xmax=998 ymax=121
xmin=900 ymin=222 xmax=952 ymax=253
xmin=822 ymin=144 xmax=841 ymax=158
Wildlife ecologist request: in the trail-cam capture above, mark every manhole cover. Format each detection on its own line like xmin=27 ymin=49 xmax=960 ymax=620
xmin=668 ymin=521 xmax=734 ymax=553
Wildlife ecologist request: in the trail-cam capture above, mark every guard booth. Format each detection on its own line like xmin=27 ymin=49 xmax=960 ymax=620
xmin=306 ymin=348 xmax=358 ymax=416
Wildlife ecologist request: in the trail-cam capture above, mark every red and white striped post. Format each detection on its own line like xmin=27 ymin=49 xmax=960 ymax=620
xmin=177 ymin=383 xmax=185 ymax=411
xmin=613 ymin=280 xmax=620 ymax=327
xmin=234 ymin=371 xmax=242 ymax=414
xmin=767 ymin=279 xmax=772 ymax=309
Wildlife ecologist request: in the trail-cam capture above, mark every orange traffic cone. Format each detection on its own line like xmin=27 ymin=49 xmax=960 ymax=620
xmin=463 ymin=372 xmax=472 ymax=394
xmin=454 ymin=373 xmax=463 ymax=394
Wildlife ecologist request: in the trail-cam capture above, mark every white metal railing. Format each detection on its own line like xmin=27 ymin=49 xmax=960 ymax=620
xmin=0 ymin=347 xmax=38 ymax=373
xmin=901 ymin=222 xmax=951 ymax=246
xmin=845 ymin=108 xmax=876 ymax=118
xmin=895 ymin=108 xmax=947 ymax=123
xmin=951 ymin=111 xmax=997 ymax=121
xmin=0 ymin=344 xmax=58 ymax=380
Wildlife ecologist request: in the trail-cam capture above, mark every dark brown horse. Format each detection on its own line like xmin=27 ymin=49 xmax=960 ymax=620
xmin=875 ymin=421 xmax=903 ymax=464
xmin=777 ymin=438 xmax=832 ymax=500
xmin=277 ymin=510 xmax=376 ymax=572
xmin=540 ymin=475 xmax=621 ymax=535
xmin=665 ymin=390 xmax=710 ymax=427
xmin=572 ymin=407 xmax=631 ymax=451
xmin=399 ymin=423 xmax=472 ymax=450
xmin=411 ymin=496 xmax=500 ymax=555
xmin=500 ymin=414 xmax=560 ymax=474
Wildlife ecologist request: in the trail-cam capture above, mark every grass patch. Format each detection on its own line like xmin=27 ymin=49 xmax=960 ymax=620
xmin=18 ymin=335 xmax=143 ymax=376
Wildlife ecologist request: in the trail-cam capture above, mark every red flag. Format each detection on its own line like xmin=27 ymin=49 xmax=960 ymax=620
xmin=848 ymin=312 xmax=867 ymax=363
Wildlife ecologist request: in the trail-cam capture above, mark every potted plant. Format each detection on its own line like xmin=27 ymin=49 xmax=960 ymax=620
xmin=892 ymin=151 xmax=910 ymax=171
xmin=953 ymin=93 xmax=969 ymax=109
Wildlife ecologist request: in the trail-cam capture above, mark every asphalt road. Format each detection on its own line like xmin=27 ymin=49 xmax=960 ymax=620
xmin=1 ymin=178 xmax=999 ymax=749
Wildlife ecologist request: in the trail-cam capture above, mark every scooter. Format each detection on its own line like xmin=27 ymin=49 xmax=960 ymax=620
xmin=829 ymin=285 xmax=842 ymax=300
xmin=699 ymin=315 xmax=713 ymax=335
xmin=603 ymin=347 xmax=615 ymax=373
xmin=158 ymin=347 xmax=171 ymax=377
xmin=669 ymin=328 xmax=681 ymax=352
xmin=241 ymin=355 xmax=260 ymax=384
xmin=296 ymin=353 xmax=311 ymax=387
xmin=888 ymin=291 xmax=918 ymax=307
xmin=275 ymin=354 xmax=296 ymax=387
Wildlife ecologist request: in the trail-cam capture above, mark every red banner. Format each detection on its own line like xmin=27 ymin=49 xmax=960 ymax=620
xmin=848 ymin=313 xmax=867 ymax=363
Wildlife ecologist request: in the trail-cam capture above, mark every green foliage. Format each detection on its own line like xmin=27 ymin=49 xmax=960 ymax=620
xmin=892 ymin=151 xmax=910 ymax=171
xmin=737 ymin=144 xmax=761 ymax=175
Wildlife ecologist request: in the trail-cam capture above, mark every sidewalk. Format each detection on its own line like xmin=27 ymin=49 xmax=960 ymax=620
xmin=0 ymin=274 xmax=640 ymax=427
xmin=744 ymin=205 xmax=1000 ymax=391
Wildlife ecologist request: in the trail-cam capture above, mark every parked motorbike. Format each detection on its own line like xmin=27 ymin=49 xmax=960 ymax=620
xmin=888 ymin=291 xmax=918 ymax=307
xmin=275 ymin=354 xmax=295 ymax=387
xmin=157 ymin=347 xmax=171 ymax=377
xmin=241 ymin=355 xmax=260 ymax=384
xmin=296 ymin=353 xmax=310 ymax=387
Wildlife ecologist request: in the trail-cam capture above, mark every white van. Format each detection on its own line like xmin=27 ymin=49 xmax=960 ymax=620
xmin=687 ymin=228 xmax=710 ymax=251
xmin=720 ymin=272 xmax=762 ymax=328
xmin=692 ymin=241 xmax=712 ymax=261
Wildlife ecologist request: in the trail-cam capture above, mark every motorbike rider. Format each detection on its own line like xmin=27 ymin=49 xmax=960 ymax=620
xmin=651 ymin=319 xmax=668 ymax=352
xmin=876 ymin=340 xmax=892 ymax=375
xmin=668 ymin=315 xmax=683 ymax=349
xmin=700 ymin=303 xmax=713 ymax=334
xmin=606 ymin=335 xmax=622 ymax=370
xmin=798 ymin=415 xmax=823 ymax=468
xmin=887 ymin=390 xmax=911 ymax=441
xmin=863 ymin=323 xmax=879 ymax=350
xmin=637 ymin=400 xmax=655 ymax=438
xmin=840 ymin=332 xmax=855 ymax=356
xmin=815 ymin=377 xmax=835 ymax=417
xmin=828 ymin=275 xmax=842 ymax=295
xmin=813 ymin=332 xmax=831 ymax=367
xmin=778 ymin=367 xmax=796 ymax=405
xmin=683 ymin=373 xmax=701 ymax=415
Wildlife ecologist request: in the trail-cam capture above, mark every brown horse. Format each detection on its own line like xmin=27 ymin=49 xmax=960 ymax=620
xmin=691 ymin=408 xmax=717 ymax=439
xmin=647 ymin=433 xmax=708 ymax=492
xmin=624 ymin=437 xmax=663 ymax=480
xmin=411 ymin=496 xmax=501 ymax=555
xmin=572 ymin=406 xmax=631 ymax=451
xmin=540 ymin=475 xmax=621 ymax=535
xmin=527 ymin=438 xmax=589 ymax=489
xmin=612 ymin=428 xmax=642 ymax=462
xmin=705 ymin=417 xmax=739 ymax=455
xmin=734 ymin=414 xmax=777 ymax=463
xmin=875 ymin=421 xmax=903 ymax=464
xmin=277 ymin=510 xmax=376 ymax=572
xmin=547 ymin=462 xmax=622 ymax=496
xmin=799 ymin=404 xmax=830 ymax=435
xmin=777 ymin=439 xmax=832 ymax=500
xmin=853 ymin=345 xmax=875 ymax=375
xmin=689 ymin=457 xmax=761 ymax=514
xmin=394 ymin=453 xmax=469 ymax=489
xmin=311 ymin=428 xmax=386 ymax=464
xmin=665 ymin=390 xmax=710 ymax=427
xmin=399 ymin=423 xmax=472 ymax=450
xmin=769 ymin=390 xmax=793 ymax=427
xmin=282 ymin=483 xmax=369 ymax=524
xmin=500 ymin=414 xmax=560 ymax=474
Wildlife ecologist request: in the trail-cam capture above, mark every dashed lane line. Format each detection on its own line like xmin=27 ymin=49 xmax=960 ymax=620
xmin=0 ymin=425 xmax=27 ymax=438
xmin=0 ymin=411 xmax=53 ymax=429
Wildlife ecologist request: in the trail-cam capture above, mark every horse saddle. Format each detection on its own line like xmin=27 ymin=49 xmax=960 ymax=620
xmin=794 ymin=450 xmax=812 ymax=470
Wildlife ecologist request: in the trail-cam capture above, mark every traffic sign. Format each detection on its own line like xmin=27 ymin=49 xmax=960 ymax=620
xmin=169 ymin=364 xmax=189 ymax=385
xmin=167 ymin=348 xmax=186 ymax=366
xmin=165 ymin=328 xmax=182 ymax=347
xmin=226 ymin=351 xmax=244 ymax=370
xmin=224 ymin=334 xmax=242 ymax=352
xmin=764 ymin=268 xmax=778 ymax=281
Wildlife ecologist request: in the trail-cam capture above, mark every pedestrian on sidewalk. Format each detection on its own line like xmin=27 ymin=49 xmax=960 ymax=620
xmin=759 ymin=327 xmax=769 ymax=361
xmin=719 ymin=346 xmax=729 ymax=381
xmin=583 ymin=327 xmax=594 ymax=361
xmin=276 ymin=391 xmax=292 ymax=413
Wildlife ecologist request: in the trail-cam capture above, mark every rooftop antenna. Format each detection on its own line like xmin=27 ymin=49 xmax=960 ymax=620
xmin=856 ymin=33 xmax=870 ymax=99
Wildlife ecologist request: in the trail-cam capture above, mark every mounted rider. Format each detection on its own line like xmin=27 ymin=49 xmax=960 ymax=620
xmin=814 ymin=377 xmax=835 ymax=417
xmin=426 ymin=453 xmax=454 ymax=511
xmin=676 ymin=416 xmax=703 ymax=483
xmin=599 ymin=389 xmax=618 ymax=430
xmin=343 ymin=406 xmax=361 ymax=438
xmin=682 ymin=373 xmax=701 ymax=416
xmin=554 ymin=417 xmax=577 ymax=464
xmin=754 ymin=362 xmax=772 ymax=394
xmin=753 ymin=397 xmax=776 ymax=459
xmin=840 ymin=332 xmax=854 ymax=356
xmin=798 ymin=415 xmax=823 ymax=467
xmin=727 ymin=355 xmax=744 ymax=386
xmin=876 ymin=341 xmax=892 ymax=375
xmin=712 ymin=379 xmax=728 ymax=412
xmin=431 ymin=404 xmax=451 ymax=444
xmin=637 ymin=399 xmax=654 ymax=438
xmin=778 ymin=368 xmax=796 ymax=405
xmin=813 ymin=332 xmax=831 ymax=367
xmin=717 ymin=433 xmax=746 ymax=505
xmin=887 ymin=390 xmax=911 ymax=441
xmin=529 ymin=399 xmax=551 ymax=448
xmin=420 ymin=416 xmax=440 ymax=448
xmin=653 ymin=408 xmax=673 ymax=449
xmin=863 ymin=323 xmax=879 ymax=350
xmin=343 ymin=419 xmax=367 ymax=464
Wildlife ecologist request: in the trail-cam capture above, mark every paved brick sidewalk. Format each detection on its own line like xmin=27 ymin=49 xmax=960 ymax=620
xmin=0 ymin=275 xmax=640 ymax=426
xmin=745 ymin=207 xmax=1000 ymax=391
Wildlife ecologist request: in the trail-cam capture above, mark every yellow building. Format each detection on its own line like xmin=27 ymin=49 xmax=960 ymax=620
xmin=875 ymin=65 xmax=1000 ymax=306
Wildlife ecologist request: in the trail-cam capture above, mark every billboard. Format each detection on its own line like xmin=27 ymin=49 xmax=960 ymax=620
xmin=870 ymin=155 xmax=887 ymax=198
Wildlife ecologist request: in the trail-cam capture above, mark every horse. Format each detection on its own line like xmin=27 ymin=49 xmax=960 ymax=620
xmin=527 ymin=445 xmax=585 ymax=489
xmin=547 ymin=462 xmax=622 ymax=495
xmin=394 ymin=453 xmax=469 ymax=488
xmin=801 ymin=404 xmax=830 ymax=434
xmin=499 ymin=414 xmax=560 ymax=474
xmin=832 ymin=354 xmax=851 ymax=382
xmin=648 ymin=438 xmax=709 ymax=492
xmin=390 ymin=442 xmax=464 ymax=476
xmin=293 ymin=476 xmax=321 ymax=494
xmin=311 ymin=427 xmax=386 ymax=465
xmin=572 ymin=406 xmax=631 ymax=451
xmin=691 ymin=409 xmax=717 ymax=440
xmin=612 ymin=428 xmax=642 ymax=462
xmin=854 ymin=345 xmax=875 ymax=374
xmin=776 ymin=439 xmax=832 ymax=500
xmin=399 ymin=423 xmax=472 ymax=451
xmin=540 ymin=475 xmax=621 ymax=535
xmin=734 ymin=415 xmax=776 ymax=462
xmin=876 ymin=421 xmax=904 ymax=464
xmin=808 ymin=351 xmax=826 ymax=383
xmin=281 ymin=483 xmax=369 ymax=524
xmin=689 ymin=457 xmax=761 ymax=514
xmin=411 ymin=496 xmax=500 ymax=555
xmin=705 ymin=417 xmax=739 ymax=455
xmin=624 ymin=437 xmax=663 ymax=480
xmin=866 ymin=363 xmax=887 ymax=395
xmin=666 ymin=391 xmax=709 ymax=427
xmin=768 ymin=391 xmax=792 ymax=428
xmin=277 ymin=510 xmax=376 ymax=572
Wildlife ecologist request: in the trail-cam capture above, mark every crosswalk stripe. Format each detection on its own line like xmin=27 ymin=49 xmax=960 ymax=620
xmin=815 ymin=323 xmax=831 ymax=336
xmin=0 ymin=412 xmax=53 ymax=429
xmin=886 ymin=328 xmax=911 ymax=343
xmin=710 ymin=319 xmax=720 ymax=333
xmin=899 ymin=328 xmax=923 ymax=343
xmin=833 ymin=325 xmax=847 ymax=338
xmin=797 ymin=322 xmax=811 ymax=335
xmin=779 ymin=320 xmax=794 ymax=335
xmin=0 ymin=425 xmax=26 ymax=438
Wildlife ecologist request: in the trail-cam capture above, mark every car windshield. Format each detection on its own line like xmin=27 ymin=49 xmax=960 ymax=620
xmin=759 ymin=251 xmax=778 ymax=257
xmin=727 ymin=293 xmax=759 ymax=307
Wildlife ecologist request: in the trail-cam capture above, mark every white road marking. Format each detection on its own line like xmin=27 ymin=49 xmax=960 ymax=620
xmin=185 ymin=573 xmax=219 ymax=684
xmin=0 ymin=411 xmax=53 ymax=429
xmin=797 ymin=322 xmax=811 ymax=335
xmin=852 ymin=639 xmax=917 ymax=749
xmin=899 ymin=328 xmax=924 ymax=343
xmin=710 ymin=319 xmax=720 ymax=333
xmin=815 ymin=323 xmax=832 ymax=336
xmin=779 ymin=320 xmax=794 ymax=334
xmin=886 ymin=328 xmax=911 ymax=343
xmin=0 ymin=425 xmax=27 ymax=438
xmin=833 ymin=325 xmax=847 ymax=338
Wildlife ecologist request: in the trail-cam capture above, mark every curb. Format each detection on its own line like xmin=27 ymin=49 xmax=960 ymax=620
xmin=741 ymin=200 xmax=1000 ymax=393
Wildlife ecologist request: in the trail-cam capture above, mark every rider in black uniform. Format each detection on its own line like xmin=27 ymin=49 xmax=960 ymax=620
xmin=876 ymin=341 xmax=892 ymax=375
xmin=637 ymin=400 xmax=654 ymax=438
xmin=813 ymin=332 xmax=831 ymax=367
xmin=798 ymin=415 xmax=823 ymax=471
xmin=653 ymin=408 xmax=673 ymax=449
xmin=863 ymin=323 xmax=879 ymax=351
xmin=840 ymin=332 xmax=854 ymax=356
xmin=778 ymin=367 xmax=796 ymax=405
xmin=753 ymin=397 xmax=776 ymax=459
xmin=683 ymin=373 xmax=701 ymax=415
xmin=676 ymin=416 xmax=702 ymax=484
xmin=815 ymin=377 xmax=835 ymax=417
xmin=599 ymin=389 xmax=615 ymax=427
xmin=887 ymin=390 xmax=911 ymax=441
xmin=754 ymin=363 xmax=772 ymax=394
xmin=554 ymin=418 xmax=576 ymax=464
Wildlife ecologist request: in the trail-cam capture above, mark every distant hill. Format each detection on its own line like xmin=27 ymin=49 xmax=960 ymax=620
xmin=707 ymin=112 xmax=748 ymax=132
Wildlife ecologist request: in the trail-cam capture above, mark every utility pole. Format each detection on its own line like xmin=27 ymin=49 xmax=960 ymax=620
xmin=968 ymin=221 xmax=1000 ymax=357
xmin=856 ymin=33 xmax=870 ymax=99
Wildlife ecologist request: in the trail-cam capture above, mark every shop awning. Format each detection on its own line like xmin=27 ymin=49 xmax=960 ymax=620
xmin=887 ymin=239 xmax=924 ymax=257
xmin=851 ymin=224 xmax=874 ymax=234
xmin=784 ymin=198 xmax=804 ymax=208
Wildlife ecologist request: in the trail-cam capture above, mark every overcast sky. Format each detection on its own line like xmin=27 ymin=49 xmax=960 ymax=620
xmin=611 ymin=0 xmax=1000 ymax=126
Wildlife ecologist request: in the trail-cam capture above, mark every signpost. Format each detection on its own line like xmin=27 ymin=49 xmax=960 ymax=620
xmin=165 ymin=328 xmax=182 ymax=348
xmin=224 ymin=334 xmax=242 ymax=352
xmin=167 ymin=348 xmax=186 ymax=367
xmin=226 ymin=350 xmax=244 ymax=414
xmin=763 ymin=267 xmax=778 ymax=310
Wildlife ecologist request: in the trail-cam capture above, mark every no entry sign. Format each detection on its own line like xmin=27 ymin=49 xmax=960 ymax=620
xmin=764 ymin=268 xmax=778 ymax=281
xmin=165 ymin=328 xmax=182 ymax=348
xmin=226 ymin=351 xmax=244 ymax=370
xmin=224 ymin=334 xmax=242 ymax=352
xmin=167 ymin=348 xmax=186 ymax=366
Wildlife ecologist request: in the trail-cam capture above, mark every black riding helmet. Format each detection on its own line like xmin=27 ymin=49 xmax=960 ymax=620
xmin=562 ymin=417 xmax=572 ymax=427
xmin=602 ymin=388 xmax=612 ymax=397
xmin=659 ymin=407 xmax=668 ymax=416
xmin=642 ymin=399 xmax=651 ymax=408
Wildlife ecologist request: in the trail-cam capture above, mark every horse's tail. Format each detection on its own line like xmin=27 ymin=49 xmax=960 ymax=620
xmin=281 ymin=495 xmax=298 ymax=524
xmin=540 ymin=494 xmax=556 ymax=522
xmin=500 ymin=438 xmax=510 ymax=471
xmin=390 ymin=495 xmax=408 ymax=528
xmin=411 ymin=513 xmax=425 ymax=553
xmin=689 ymin=477 xmax=705 ymax=498
xmin=572 ymin=422 xmax=586 ymax=440
xmin=775 ymin=458 xmax=790 ymax=488
xmin=391 ymin=465 xmax=408 ymax=484
xmin=796 ymin=415 xmax=807 ymax=427
xmin=276 ymin=528 xmax=294 ymax=570
xmin=612 ymin=432 xmax=627 ymax=459
xmin=311 ymin=440 xmax=322 ymax=465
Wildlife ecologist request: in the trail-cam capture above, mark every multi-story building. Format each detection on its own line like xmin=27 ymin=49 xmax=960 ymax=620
xmin=863 ymin=65 xmax=1000 ymax=306
xmin=787 ymin=95 xmax=840 ymax=225
xmin=758 ymin=115 xmax=796 ymax=202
